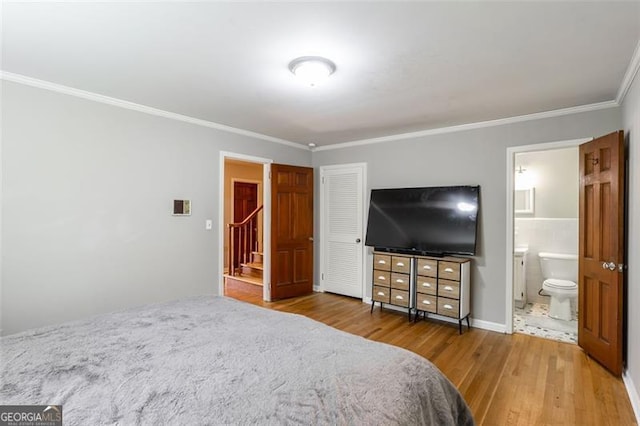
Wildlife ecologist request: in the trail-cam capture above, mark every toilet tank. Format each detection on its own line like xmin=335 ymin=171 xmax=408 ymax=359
xmin=538 ymin=252 xmax=578 ymax=281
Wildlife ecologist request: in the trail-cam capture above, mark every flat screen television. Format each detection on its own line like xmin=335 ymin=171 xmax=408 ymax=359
xmin=365 ymin=185 xmax=480 ymax=256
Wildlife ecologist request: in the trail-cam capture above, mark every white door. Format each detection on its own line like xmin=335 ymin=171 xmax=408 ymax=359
xmin=320 ymin=164 xmax=366 ymax=298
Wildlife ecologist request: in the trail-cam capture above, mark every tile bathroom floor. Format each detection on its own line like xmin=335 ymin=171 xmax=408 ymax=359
xmin=514 ymin=302 xmax=578 ymax=344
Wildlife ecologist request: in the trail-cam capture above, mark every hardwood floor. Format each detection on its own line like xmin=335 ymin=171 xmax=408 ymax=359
xmin=225 ymin=289 xmax=637 ymax=425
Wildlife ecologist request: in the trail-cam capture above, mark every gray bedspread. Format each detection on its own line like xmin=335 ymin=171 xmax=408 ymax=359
xmin=1 ymin=296 xmax=474 ymax=425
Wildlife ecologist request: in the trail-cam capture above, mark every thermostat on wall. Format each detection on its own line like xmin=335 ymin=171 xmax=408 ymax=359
xmin=173 ymin=200 xmax=191 ymax=216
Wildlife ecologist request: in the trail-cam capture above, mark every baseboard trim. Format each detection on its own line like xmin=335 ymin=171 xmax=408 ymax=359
xmin=364 ymin=298 xmax=506 ymax=333
xmin=469 ymin=318 xmax=507 ymax=333
xmin=623 ymin=370 xmax=640 ymax=423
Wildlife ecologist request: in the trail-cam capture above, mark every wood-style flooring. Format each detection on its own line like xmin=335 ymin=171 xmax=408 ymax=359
xmin=225 ymin=288 xmax=637 ymax=425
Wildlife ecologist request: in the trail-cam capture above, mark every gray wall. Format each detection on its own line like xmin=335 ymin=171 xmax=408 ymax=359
xmin=312 ymin=108 xmax=621 ymax=325
xmin=515 ymin=147 xmax=578 ymax=218
xmin=1 ymin=81 xmax=310 ymax=334
xmin=622 ymin=72 xmax=640 ymax=412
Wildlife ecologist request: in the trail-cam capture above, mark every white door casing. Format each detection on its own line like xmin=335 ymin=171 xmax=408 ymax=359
xmin=320 ymin=163 xmax=367 ymax=298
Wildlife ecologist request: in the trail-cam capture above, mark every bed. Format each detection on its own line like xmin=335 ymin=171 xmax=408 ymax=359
xmin=0 ymin=296 xmax=474 ymax=425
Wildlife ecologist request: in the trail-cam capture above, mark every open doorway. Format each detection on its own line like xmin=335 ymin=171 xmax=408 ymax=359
xmin=219 ymin=152 xmax=272 ymax=302
xmin=505 ymin=138 xmax=590 ymax=339
xmin=512 ymin=146 xmax=580 ymax=344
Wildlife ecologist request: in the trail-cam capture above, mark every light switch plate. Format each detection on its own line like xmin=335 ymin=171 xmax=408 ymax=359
xmin=205 ymin=220 xmax=213 ymax=230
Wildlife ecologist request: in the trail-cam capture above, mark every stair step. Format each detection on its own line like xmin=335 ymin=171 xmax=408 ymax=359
xmin=224 ymin=273 xmax=263 ymax=287
xmin=241 ymin=262 xmax=264 ymax=271
xmin=251 ymin=251 xmax=264 ymax=263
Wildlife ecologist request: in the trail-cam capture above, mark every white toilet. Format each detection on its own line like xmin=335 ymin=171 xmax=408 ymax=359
xmin=538 ymin=252 xmax=578 ymax=321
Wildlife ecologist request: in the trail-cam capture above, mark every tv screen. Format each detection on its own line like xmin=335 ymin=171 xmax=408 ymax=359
xmin=365 ymin=185 xmax=480 ymax=256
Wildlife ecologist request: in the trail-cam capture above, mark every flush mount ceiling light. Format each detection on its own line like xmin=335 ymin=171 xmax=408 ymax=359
xmin=288 ymin=56 xmax=336 ymax=86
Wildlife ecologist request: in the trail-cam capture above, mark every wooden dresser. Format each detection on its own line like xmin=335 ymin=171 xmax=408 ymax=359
xmin=415 ymin=255 xmax=471 ymax=333
xmin=371 ymin=250 xmax=471 ymax=333
xmin=371 ymin=252 xmax=412 ymax=319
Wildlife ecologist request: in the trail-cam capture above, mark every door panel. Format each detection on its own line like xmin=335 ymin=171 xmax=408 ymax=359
xmin=232 ymin=182 xmax=258 ymax=269
xmin=578 ymin=130 xmax=625 ymax=376
xmin=321 ymin=165 xmax=365 ymax=298
xmin=270 ymin=164 xmax=313 ymax=299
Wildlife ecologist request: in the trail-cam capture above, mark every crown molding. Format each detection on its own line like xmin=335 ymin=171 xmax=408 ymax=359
xmin=314 ymin=100 xmax=619 ymax=152
xmin=1 ymin=70 xmax=627 ymax=153
xmin=0 ymin=71 xmax=309 ymax=151
xmin=617 ymin=38 xmax=640 ymax=105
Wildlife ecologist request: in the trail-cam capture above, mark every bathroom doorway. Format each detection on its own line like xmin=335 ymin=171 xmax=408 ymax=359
xmin=506 ymin=138 xmax=589 ymax=344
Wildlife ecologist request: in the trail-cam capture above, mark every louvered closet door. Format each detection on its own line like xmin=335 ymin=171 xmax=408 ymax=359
xmin=321 ymin=164 xmax=365 ymax=298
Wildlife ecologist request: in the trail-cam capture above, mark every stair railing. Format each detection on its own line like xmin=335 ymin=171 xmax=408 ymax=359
xmin=228 ymin=205 xmax=263 ymax=276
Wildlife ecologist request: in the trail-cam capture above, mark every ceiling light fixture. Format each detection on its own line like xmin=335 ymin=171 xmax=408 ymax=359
xmin=288 ymin=56 xmax=336 ymax=86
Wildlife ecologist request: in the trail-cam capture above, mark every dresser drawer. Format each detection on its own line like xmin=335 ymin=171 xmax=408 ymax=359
xmin=416 ymin=276 xmax=437 ymax=295
xmin=390 ymin=289 xmax=410 ymax=307
xmin=373 ymin=271 xmax=391 ymax=287
xmin=390 ymin=273 xmax=410 ymax=291
xmin=416 ymin=258 xmax=438 ymax=277
xmin=391 ymin=256 xmax=411 ymax=274
xmin=439 ymin=261 xmax=461 ymax=281
xmin=372 ymin=285 xmax=390 ymax=303
xmin=373 ymin=254 xmax=392 ymax=271
xmin=438 ymin=279 xmax=460 ymax=299
xmin=416 ymin=294 xmax=437 ymax=313
xmin=437 ymin=298 xmax=460 ymax=318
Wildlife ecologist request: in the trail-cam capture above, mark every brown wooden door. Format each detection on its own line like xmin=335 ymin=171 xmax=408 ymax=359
xmin=233 ymin=182 xmax=258 ymax=269
xmin=270 ymin=164 xmax=313 ymax=299
xmin=578 ymin=131 xmax=625 ymax=376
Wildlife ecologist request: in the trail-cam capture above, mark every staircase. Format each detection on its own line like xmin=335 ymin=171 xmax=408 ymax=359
xmin=224 ymin=251 xmax=263 ymax=295
xmin=224 ymin=205 xmax=264 ymax=296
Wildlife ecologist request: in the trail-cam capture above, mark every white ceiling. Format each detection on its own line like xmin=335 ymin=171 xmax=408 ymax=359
xmin=2 ymin=1 xmax=639 ymax=147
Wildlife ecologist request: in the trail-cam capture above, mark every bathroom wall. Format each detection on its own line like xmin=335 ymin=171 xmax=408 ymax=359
xmin=515 ymin=218 xmax=578 ymax=304
xmin=514 ymin=147 xmax=579 ymax=304
xmin=515 ymin=147 xmax=578 ymax=218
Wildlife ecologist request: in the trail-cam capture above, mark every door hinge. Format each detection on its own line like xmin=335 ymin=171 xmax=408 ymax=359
xmin=322 ymin=176 xmax=325 ymax=184
xmin=321 ymin=273 xmax=324 ymax=280
xmin=269 ymin=171 xmax=271 ymax=179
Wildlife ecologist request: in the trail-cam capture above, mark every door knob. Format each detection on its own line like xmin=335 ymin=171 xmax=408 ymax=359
xmin=602 ymin=261 xmax=616 ymax=271
xmin=356 ymin=238 xmax=361 ymax=243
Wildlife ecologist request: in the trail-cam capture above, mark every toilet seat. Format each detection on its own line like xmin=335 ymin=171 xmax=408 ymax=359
xmin=543 ymin=279 xmax=577 ymax=290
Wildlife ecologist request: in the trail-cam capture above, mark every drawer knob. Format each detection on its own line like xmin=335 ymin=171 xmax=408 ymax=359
xmin=377 ymin=291 xmax=385 ymax=296
xmin=378 ymin=260 xmax=386 ymax=264
xmin=444 ymin=286 xmax=453 ymax=291
xmin=395 ymin=295 xmax=404 ymax=300
xmin=422 ymin=282 xmax=431 ymax=287
xmin=422 ymin=300 xmax=431 ymax=305
xmin=444 ymin=304 xmax=453 ymax=309
xmin=444 ymin=267 xmax=454 ymax=273
xmin=423 ymin=265 xmax=431 ymax=270
xmin=397 ymin=262 xmax=405 ymax=267
xmin=378 ymin=276 xmax=386 ymax=280
xmin=396 ymin=279 xmax=404 ymax=283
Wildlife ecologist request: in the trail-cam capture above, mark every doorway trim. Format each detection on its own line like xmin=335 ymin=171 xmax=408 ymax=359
xmin=318 ymin=162 xmax=368 ymax=300
xmin=505 ymin=138 xmax=591 ymax=333
xmin=219 ymin=151 xmax=273 ymax=301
